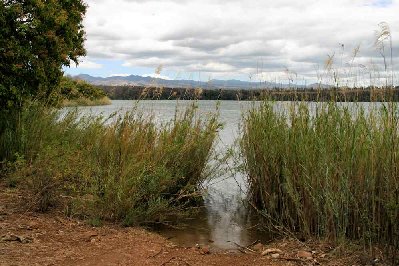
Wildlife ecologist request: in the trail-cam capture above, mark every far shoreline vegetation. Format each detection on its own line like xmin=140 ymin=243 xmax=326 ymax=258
xmin=98 ymin=84 xmax=399 ymax=102
xmin=68 ymin=77 xmax=399 ymax=104
xmin=58 ymin=76 xmax=111 ymax=107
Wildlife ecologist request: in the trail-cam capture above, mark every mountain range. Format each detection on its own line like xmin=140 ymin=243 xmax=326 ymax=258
xmin=72 ymin=74 xmax=324 ymax=89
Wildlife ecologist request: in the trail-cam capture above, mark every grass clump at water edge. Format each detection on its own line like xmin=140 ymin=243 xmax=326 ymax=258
xmin=1 ymin=102 xmax=221 ymax=226
xmin=240 ymin=101 xmax=399 ymax=258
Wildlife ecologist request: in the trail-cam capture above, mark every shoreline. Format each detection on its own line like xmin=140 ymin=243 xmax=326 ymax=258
xmin=0 ymin=182 xmax=389 ymax=266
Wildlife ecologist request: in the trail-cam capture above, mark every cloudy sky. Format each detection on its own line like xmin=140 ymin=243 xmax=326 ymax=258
xmin=64 ymin=0 xmax=399 ymax=84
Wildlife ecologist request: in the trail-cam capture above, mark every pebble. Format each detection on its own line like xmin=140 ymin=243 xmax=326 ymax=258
xmin=271 ymin=253 xmax=280 ymax=259
xmin=261 ymin=248 xmax=283 ymax=256
xmin=199 ymin=245 xmax=210 ymax=255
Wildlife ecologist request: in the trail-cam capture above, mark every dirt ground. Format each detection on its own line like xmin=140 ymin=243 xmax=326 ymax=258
xmin=0 ymin=183 xmax=391 ymax=266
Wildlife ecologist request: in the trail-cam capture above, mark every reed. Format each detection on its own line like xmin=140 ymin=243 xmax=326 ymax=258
xmin=1 ymin=102 xmax=220 ymax=226
xmin=240 ymin=100 xmax=399 ymax=254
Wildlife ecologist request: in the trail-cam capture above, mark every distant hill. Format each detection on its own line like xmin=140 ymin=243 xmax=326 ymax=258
xmin=72 ymin=74 xmax=288 ymax=89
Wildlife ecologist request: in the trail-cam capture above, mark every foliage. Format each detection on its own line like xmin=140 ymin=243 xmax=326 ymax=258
xmin=58 ymin=76 xmax=110 ymax=106
xmin=241 ymin=101 xmax=399 ymax=252
xmin=0 ymin=0 xmax=86 ymax=109
xmin=101 ymin=85 xmax=399 ymax=102
xmin=60 ymin=76 xmax=106 ymax=101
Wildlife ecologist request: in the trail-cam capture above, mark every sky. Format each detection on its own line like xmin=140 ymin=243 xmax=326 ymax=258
xmin=64 ymin=0 xmax=399 ymax=84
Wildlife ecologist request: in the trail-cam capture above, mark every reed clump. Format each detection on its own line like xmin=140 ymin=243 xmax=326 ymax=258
xmin=241 ymin=101 xmax=399 ymax=253
xmin=1 ymin=102 xmax=220 ymax=226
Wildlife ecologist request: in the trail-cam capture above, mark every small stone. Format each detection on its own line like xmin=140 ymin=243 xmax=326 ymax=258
xmin=271 ymin=253 xmax=280 ymax=259
xmin=199 ymin=245 xmax=210 ymax=255
xmin=20 ymin=236 xmax=33 ymax=244
xmin=1 ymin=234 xmax=19 ymax=242
xmin=166 ymin=243 xmax=177 ymax=248
xmin=261 ymin=248 xmax=283 ymax=256
xmin=297 ymin=250 xmax=313 ymax=259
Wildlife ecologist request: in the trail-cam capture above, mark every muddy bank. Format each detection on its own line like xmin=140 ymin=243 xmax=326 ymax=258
xmin=0 ymin=184 xmax=390 ymax=266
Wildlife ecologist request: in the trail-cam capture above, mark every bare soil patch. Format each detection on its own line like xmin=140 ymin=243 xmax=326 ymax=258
xmin=0 ymin=183 xmax=391 ymax=266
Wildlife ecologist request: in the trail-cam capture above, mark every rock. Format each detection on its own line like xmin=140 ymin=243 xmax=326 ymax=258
xmin=271 ymin=253 xmax=280 ymax=259
xmin=297 ymin=250 xmax=313 ymax=259
xmin=19 ymin=236 xmax=33 ymax=243
xmin=199 ymin=245 xmax=210 ymax=255
xmin=1 ymin=234 xmax=19 ymax=242
xmin=261 ymin=248 xmax=283 ymax=256
xmin=1 ymin=234 xmax=33 ymax=243
xmin=252 ymin=243 xmax=264 ymax=252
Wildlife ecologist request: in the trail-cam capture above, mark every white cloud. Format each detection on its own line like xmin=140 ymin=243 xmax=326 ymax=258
xmin=76 ymin=59 xmax=103 ymax=69
xmin=143 ymin=73 xmax=172 ymax=80
xmin=81 ymin=0 xmax=399 ymax=81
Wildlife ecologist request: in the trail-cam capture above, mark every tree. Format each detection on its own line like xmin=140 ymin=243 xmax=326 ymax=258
xmin=0 ymin=0 xmax=86 ymax=109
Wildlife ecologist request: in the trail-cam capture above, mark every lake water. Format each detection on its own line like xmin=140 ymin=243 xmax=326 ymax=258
xmin=71 ymin=100 xmax=385 ymax=250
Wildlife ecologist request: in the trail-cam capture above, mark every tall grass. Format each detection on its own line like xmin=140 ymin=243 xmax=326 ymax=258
xmin=1 ymin=102 xmax=221 ymax=226
xmin=240 ymin=101 xmax=399 ymax=254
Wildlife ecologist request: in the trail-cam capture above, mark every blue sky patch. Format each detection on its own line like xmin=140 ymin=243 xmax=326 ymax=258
xmin=371 ymin=0 xmax=392 ymax=7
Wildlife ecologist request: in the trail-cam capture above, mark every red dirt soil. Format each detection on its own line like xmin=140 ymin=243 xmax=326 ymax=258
xmin=0 ymin=183 xmax=390 ymax=266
